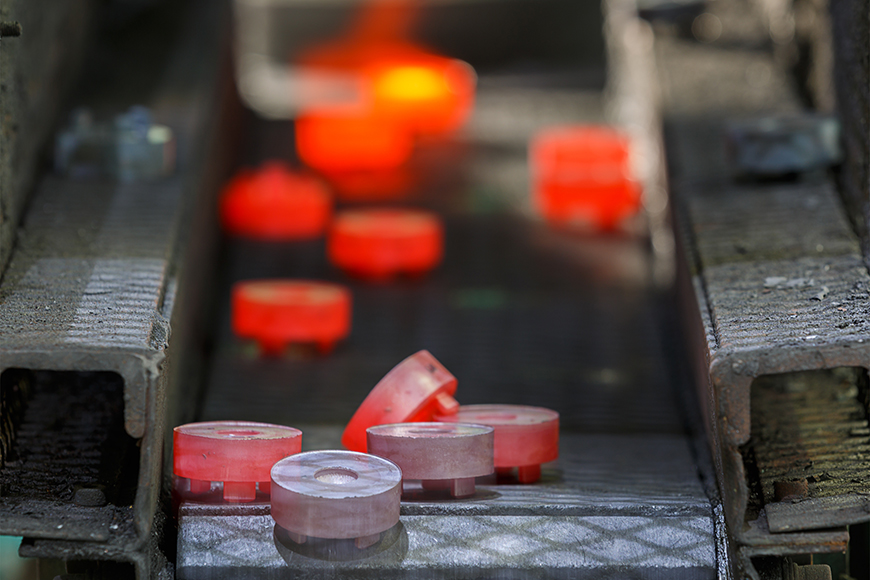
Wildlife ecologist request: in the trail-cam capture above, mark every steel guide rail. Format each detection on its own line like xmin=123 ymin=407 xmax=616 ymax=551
xmin=0 ymin=1 xmax=235 ymax=576
xmin=658 ymin=0 xmax=870 ymax=576
xmin=176 ymin=6 xmax=719 ymax=580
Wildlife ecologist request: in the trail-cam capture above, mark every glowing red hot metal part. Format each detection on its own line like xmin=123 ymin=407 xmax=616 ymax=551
xmin=220 ymin=162 xmax=331 ymax=240
xmin=530 ymin=125 xmax=642 ymax=230
xmin=232 ymin=280 xmax=352 ymax=356
xmin=173 ymin=421 xmax=302 ymax=502
xmin=328 ymin=208 xmax=443 ymax=280
xmin=341 ymin=350 xmax=459 ymax=452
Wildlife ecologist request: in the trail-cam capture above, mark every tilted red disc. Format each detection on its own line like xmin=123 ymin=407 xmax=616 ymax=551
xmin=341 ymin=350 xmax=459 ymax=452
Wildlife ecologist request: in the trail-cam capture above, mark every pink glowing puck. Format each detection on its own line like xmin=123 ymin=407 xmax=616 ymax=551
xmin=341 ymin=350 xmax=459 ymax=452
xmin=366 ymin=422 xmax=493 ymax=498
xmin=231 ymin=279 xmax=352 ymax=356
xmin=327 ymin=209 xmax=444 ymax=280
xmin=173 ymin=421 xmax=302 ymax=502
xmin=530 ymin=125 xmax=641 ymax=230
xmin=435 ymin=404 xmax=559 ymax=483
xmin=271 ymin=450 xmax=401 ymax=548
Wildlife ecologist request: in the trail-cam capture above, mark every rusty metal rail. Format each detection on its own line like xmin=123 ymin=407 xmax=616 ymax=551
xmin=659 ymin=0 xmax=870 ymax=576
xmin=750 ymin=368 xmax=870 ymax=533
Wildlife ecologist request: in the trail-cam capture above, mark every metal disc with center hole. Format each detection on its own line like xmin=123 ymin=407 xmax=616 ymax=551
xmin=173 ymin=421 xmax=302 ymax=482
xmin=270 ymin=450 xmax=401 ymax=539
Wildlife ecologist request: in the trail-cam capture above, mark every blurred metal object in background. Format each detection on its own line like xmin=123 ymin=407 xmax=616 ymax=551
xmin=55 ymin=106 xmax=176 ymax=181
xmin=725 ymin=114 xmax=841 ymax=178
xmin=114 ymin=106 xmax=176 ymax=182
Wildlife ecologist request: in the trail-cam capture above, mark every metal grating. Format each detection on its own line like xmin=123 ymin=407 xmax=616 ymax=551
xmin=204 ymin=217 xmax=680 ymax=435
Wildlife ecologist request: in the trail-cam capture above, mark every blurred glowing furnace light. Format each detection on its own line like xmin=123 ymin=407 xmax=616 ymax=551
xmin=232 ymin=280 xmax=352 ymax=356
xmin=295 ymin=109 xmax=413 ymax=172
xmin=292 ymin=0 xmax=476 ymax=172
xmin=295 ymin=57 xmax=475 ymax=173
xmin=376 ymin=65 xmax=444 ymax=101
xmin=328 ymin=208 xmax=444 ymax=280
xmin=368 ymin=58 xmax=476 ymax=136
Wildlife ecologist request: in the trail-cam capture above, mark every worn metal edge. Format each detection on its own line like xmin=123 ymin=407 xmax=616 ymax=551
xmin=659 ymin=2 xmax=868 ymax=576
xmin=766 ymin=495 xmax=870 ymax=533
xmin=0 ymin=348 xmax=164 ymax=440
xmin=740 ymin=512 xmax=848 ymax=555
xmin=678 ymin=193 xmax=870 ymax=563
xmin=0 ymin=1 xmax=235 ymax=577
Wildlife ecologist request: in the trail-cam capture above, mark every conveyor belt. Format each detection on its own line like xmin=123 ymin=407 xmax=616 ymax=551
xmin=178 ymin=75 xmax=718 ymax=578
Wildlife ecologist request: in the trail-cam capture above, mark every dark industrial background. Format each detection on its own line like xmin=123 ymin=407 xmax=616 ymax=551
xmin=0 ymin=0 xmax=869 ymax=578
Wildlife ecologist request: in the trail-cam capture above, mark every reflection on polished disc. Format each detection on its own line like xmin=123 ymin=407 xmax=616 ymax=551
xmin=271 ymin=450 xmax=401 ymax=539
